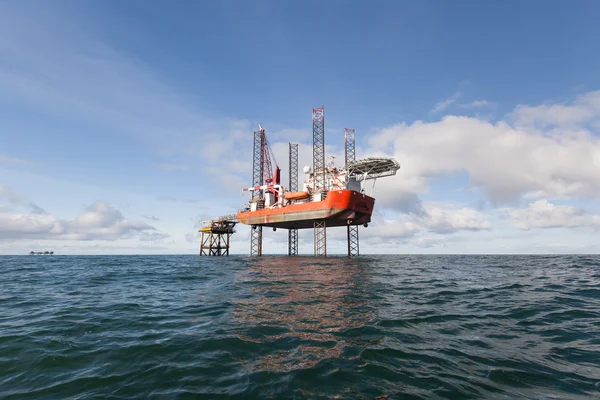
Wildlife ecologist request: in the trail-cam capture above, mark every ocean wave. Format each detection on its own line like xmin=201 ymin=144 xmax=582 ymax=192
xmin=0 ymin=254 xmax=599 ymax=399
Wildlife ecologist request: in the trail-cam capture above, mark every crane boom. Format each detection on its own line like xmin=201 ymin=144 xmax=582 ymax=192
xmin=257 ymin=123 xmax=279 ymax=185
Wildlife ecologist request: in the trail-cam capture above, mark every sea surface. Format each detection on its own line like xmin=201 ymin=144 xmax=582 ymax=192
xmin=1 ymin=255 xmax=599 ymax=399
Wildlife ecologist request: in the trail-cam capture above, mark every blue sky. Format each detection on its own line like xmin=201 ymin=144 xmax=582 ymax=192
xmin=1 ymin=0 xmax=600 ymax=254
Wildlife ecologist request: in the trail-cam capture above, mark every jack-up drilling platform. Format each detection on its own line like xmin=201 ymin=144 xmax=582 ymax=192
xmin=199 ymin=105 xmax=400 ymax=257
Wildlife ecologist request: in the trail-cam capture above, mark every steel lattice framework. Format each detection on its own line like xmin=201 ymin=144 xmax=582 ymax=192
xmin=199 ymin=221 xmax=236 ymax=256
xmin=289 ymin=143 xmax=299 ymax=192
xmin=345 ymin=128 xmax=359 ymax=257
xmin=312 ymin=105 xmax=326 ymax=190
xmin=312 ymin=106 xmax=326 ymax=256
xmin=288 ymin=229 xmax=298 ymax=256
xmin=250 ymin=129 xmax=263 ymax=256
xmin=347 ymin=224 xmax=359 ymax=257
xmin=251 ymin=225 xmax=262 ymax=256
xmin=314 ymin=220 xmax=327 ymax=256
xmin=344 ymin=128 xmax=356 ymax=167
xmin=252 ymin=129 xmax=264 ymax=190
xmin=262 ymin=131 xmax=273 ymax=184
xmin=288 ymin=143 xmax=299 ymax=256
xmin=346 ymin=157 xmax=401 ymax=181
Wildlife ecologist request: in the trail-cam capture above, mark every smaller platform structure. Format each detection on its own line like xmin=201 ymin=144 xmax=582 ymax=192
xmin=199 ymin=215 xmax=237 ymax=256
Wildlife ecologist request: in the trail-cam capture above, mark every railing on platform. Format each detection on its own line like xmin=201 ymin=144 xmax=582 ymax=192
xmin=199 ymin=215 xmax=238 ymax=256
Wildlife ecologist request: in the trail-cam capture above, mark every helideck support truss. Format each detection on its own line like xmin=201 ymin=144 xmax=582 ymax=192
xmin=346 ymin=157 xmax=401 ymax=182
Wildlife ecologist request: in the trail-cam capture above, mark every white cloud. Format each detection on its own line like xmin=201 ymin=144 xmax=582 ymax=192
xmin=312 ymin=203 xmax=490 ymax=247
xmin=510 ymin=90 xmax=600 ymax=127
xmin=506 ymin=200 xmax=600 ymax=230
xmin=458 ymin=100 xmax=496 ymax=109
xmin=424 ymin=206 xmax=491 ymax=233
xmin=431 ymin=91 xmax=461 ymax=113
xmin=0 ymin=194 xmax=163 ymax=240
xmin=0 ymin=214 xmax=63 ymax=237
xmin=367 ymin=94 xmax=600 ymax=207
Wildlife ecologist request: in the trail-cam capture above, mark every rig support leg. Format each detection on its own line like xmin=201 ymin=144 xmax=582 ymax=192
xmin=347 ymin=225 xmax=359 ymax=257
xmin=250 ymin=225 xmax=263 ymax=256
xmin=288 ymin=143 xmax=299 ymax=256
xmin=226 ymin=231 xmax=231 ymax=256
xmin=314 ymin=220 xmax=327 ymax=256
xmin=288 ymin=229 xmax=298 ymax=256
xmin=200 ymin=231 xmax=207 ymax=255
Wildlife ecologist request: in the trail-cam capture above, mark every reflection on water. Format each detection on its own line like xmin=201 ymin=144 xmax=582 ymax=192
xmin=231 ymin=256 xmax=378 ymax=373
xmin=2 ymin=255 xmax=599 ymax=399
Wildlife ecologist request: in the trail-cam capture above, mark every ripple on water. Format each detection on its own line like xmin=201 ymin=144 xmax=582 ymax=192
xmin=0 ymin=254 xmax=599 ymax=399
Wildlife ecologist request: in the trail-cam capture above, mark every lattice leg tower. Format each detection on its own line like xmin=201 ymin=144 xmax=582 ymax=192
xmin=314 ymin=220 xmax=326 ymax=256
xmin=288 ymin=143 xmax=299 ymax=256
xmin=312 ymin=106 xmax=327 ymax=256
xmin=251 ymin=225 xmax=262 ymax=256
xmin=312 ymin=105 xmax=326 ymax=191
xmin=250 ymin=128 xmax=264 ymax=256
xmin=347 ymin=225 xmax=359 ymax=257
xmin=288 ymin=229 xmax=298 ymax=256
xmin=345 ymin=128 xmax=359 ymax=256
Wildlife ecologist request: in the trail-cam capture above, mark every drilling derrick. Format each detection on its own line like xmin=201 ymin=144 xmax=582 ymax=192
xmin=312 ymin=105 xmax=326 ymax=191
xmin=345 ymin=128 xmax=359 ymax=257
xmin=344 ymin=128 xmax=356 ymax=166
xmin=312 ymin=105 xmax=326 ymax=256
xmin=288 ymin=143 xmax=299 ymax=256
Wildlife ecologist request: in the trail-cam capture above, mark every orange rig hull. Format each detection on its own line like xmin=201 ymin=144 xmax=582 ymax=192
xmin=236 ymin=189 xmax=375 ymax=229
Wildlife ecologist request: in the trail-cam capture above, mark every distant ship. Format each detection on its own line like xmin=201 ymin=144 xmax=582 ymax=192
xmin=29 ymin=251 xmax=54 ymax=255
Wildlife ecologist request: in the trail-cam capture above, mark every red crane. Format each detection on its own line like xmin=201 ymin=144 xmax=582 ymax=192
xmin=258 ymin=123 xmax=280 ymax=186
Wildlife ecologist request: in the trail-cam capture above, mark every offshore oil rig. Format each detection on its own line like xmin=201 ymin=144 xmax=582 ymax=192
xmin=199 ymin=105 xmax=400 ymax=257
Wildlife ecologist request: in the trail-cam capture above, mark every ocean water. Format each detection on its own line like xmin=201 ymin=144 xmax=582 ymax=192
xmin=1 ymin=255 xmax=599 ymax=399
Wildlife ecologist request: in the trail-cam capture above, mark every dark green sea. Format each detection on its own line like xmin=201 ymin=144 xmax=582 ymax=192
xmin=1 ymin=255 xmax=599 ymax=399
